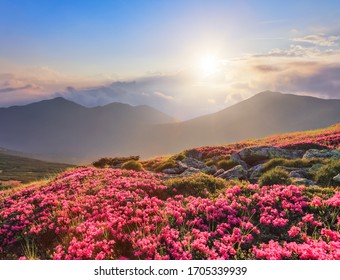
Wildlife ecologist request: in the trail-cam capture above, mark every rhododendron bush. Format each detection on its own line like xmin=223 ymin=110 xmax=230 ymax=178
xmin=0 ymin=167 xmax=339 ymax=260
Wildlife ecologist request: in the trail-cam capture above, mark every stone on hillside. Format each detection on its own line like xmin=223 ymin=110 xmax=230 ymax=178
xmin=163 ymin=168 xmax=181 ymax=174
xmin=289 ymin=170 xmax=309 ymax=179
xmin=185 ymin=149 xmax=203 ymax=160
xmin=177 ymin=161 xmax=188 ymax=172
xmin=248 ymin=164 xmax=264 ymax=181
xmin=303 ymin=149 xmax=340 ymax=159
xmin=333 ymin=174 xmax=340 ymax=183
xmin=218 ymin=165 xmax=247 ymax=180
xmin=292 ymin=178 xmax=317 ymax=186
xmin=309 ymin=163 xmax=323 ymax=174
xmin=201 ymin=165 xmax=217 ymax=175
xmin=180 ymin=167 xmax=201 ymax=177
xmin=182 ymin=157 xmax=207 ymax=170
xmin=230 ymin=153 xmax=248 ymax=169
xmin=235 ymin=146 xmax=303 ymax=165
xmin=213 ymin=169 xmax=225 ymax=177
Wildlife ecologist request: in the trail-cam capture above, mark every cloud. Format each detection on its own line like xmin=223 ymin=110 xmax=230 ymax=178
xmin=292 ymin=34 xmax=340 ymax=46
xmin=153 ymin=91 xmax=174 ymax=100
xmin=0 ymin=85 xmax=32 ymax=93
xmin=254 ymin=44 xmax=321 ymax=57
xmin=253 ymin=65 xmax=281 ymax=73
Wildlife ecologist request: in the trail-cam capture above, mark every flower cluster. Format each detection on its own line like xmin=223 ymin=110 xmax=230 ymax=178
xmin=1 ymin=167 xmax=339 ymax=260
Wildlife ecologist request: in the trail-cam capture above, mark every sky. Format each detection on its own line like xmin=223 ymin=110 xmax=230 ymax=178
xmin=0 ymin=0 xmax=340 ymax=119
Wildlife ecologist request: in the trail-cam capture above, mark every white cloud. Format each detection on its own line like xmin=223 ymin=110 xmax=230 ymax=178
xmin=153 ymin=91 xmax=174 ymax=100
xmin=292 ymin=34 xmax=340 ymax=46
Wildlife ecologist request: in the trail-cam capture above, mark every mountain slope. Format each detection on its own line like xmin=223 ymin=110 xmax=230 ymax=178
xmin=0 ymin=151 xmax=73 ymax=183
xmin=144 ymin=91 xmax=340 ymax=155
xmin=0 ymin=92 xmax=339 ymax=162
xmin=0 ymin=97 xmax=175 ymax=163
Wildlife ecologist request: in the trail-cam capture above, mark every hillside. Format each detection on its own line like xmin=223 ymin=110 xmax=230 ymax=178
xmin=0 ymin=91 xmax=339 ymax=163
xmin=0 ymin=97 xmax=175 ymax=163
xmin=0 ymin=125 xmax=339 ymax=260
xmin=145 ymin=91 xmax=340 ymax=155
xmin=0 ymin=152 xmax=74 ymax=185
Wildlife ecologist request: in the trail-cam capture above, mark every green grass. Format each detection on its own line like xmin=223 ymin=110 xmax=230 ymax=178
xmin=163 ymin=173 xmax=227 ymax=198
xmin=258 ymin=167 xmax=292 ymax=187
xmin=314 ymin=159 xmax=340 ymax=187
xmin=121 ymin=160 xmax=144 ymax=171
xmin=261 ymin=158 xmax=325 ymax=174
xmin=0 ymin=152 xmax=74 ymax=183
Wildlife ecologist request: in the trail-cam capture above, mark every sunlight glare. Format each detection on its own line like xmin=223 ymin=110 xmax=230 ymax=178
xmin=200 ymin=54 xmax=219 ymax=77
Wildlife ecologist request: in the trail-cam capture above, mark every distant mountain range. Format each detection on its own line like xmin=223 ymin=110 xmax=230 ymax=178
xmin=0 ymin=91 xmax=339 ymax=163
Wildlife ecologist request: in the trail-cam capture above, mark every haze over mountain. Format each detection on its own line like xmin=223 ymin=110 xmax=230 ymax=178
xmin=0 ymin=91 xmax=339 ymax=163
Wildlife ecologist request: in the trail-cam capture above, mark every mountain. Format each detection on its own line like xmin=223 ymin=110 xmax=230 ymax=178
xmin=0 ymin=91 xmax=339 ymax=163
xmin=0 ymin=97 xmax=175 ymax=163
xmin=142 ymin=91 xmax=340 ymax=155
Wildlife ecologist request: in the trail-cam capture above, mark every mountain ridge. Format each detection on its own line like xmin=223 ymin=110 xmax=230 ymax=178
xmin=0 ymin=91 xmax=339 ymax=163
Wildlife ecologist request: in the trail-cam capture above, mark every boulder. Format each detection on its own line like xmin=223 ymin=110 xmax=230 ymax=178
xmin=180 ymin=167 xmax=201 ymax=177
xmin=303 ymin=149 xmax=340 ymax=159
xmin=292 ymin=178 xmax=317 ymax=186
xmin=309 ymin=163 xmax=323 ymax=174
xmin=182 ymin=157 xmax=207 ymax=170
xmin=289 ymin=170 xmax=309 ymax=179
xmin=163 ymin=168 xmax=181 ymax=174
xmin=201 ymin=165 xmax=217 ymax=175
xmin=177 ymin=161 xmax=188 ymax=172
xmin=248 ymin=163 xmax=264 ymax=182
xmin=218 ymin=165 xmax=247 ymax=180
xmin=333 ymin=174 xmax=340 ymax=183
xmin=230 ymin=153 xmax=248 ymax=169
xmin=185 ymin=149 xmax=203 ymax=160
xmin=213 ymin=169 xmax=225 ymax=177
xmin=235 ymin=146 xmax=303 ymax=165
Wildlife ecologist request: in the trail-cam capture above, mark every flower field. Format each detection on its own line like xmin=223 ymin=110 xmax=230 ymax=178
xmin=0 ymin=167 xmax=339 ymax=260
xmin=196 ymin=123 xmax=340 ymax=159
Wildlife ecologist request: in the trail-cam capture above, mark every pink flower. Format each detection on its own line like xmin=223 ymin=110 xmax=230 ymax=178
xmin=288 ymin=226 xmax=301 ymax=238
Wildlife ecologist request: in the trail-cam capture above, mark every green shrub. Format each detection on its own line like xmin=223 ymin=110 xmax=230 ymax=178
xmin=92 ymin=157 xmax=112 ymax=168
xmin=93 ymin=156 xmax=140 ymax=168
xmin=261 ymin=158 xmax=325 ymax=174
xmin=217 ymin=159 xmax=238 ymax=170
xmin=205 ymin=160 xmax=216 ymax=166
xmin=154 ymin=158 xmax=177 ymax=172
xmin=121 ymin=160 xmax=143 ymax=171
xmin=163 ymin=173 xmax=227 ymax=197
xmin=281 ymin=143 xmax=329 ymax=150
xmin=258 ymin=167 xmax=292 ymax=187
xmin=172 ymin=153 xmax=186 ymax=161
xmin=315 ymin=159 xmax=340 ymax=187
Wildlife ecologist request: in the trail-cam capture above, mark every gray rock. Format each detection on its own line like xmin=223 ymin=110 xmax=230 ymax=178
xmin=218 ymin=165 xmax=247 ymax=180
xmin=303 ymin=149 xmax=340 ymax=159
xmin=182 ymin=157 xmax=207 ymax=170
xmin=235 ymin=146 xmax=303 ymax=165
xmin=309 ymin=163 xmax=323 ymax=174
xmin=163 ymin=168 xmax=181 ymax=174
xmin=185 ymin=149 xmax=203 ymax=160
xmin=201 ymin=165 xmax=217 ymax=175
xmin=180 ymin=167 xmax=201 ymax=177
xmin=213 ymin=169 xmax=225 ymax=177
xmin=230 ymin=153 xmax=248 ymax=169
xmin=177 ymin=161 xmax=188 ymax=172
xmin=289 ymin=169 xmax=310 ymax=179
xmin=248 ymin=163 xmax=264 ymax=181
xmin=333 ymin=174 xmax=340 ymax=183
xmin=292 ymin=178 xmax=317 ymax=186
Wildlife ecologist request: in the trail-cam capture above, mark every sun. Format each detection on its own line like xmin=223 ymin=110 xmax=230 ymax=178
xmin=200 ymin=54 xmax=219 ymax=77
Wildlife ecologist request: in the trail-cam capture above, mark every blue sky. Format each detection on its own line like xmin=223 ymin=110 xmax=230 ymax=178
xmin=0 ymin=0 xmax=340 ymax=118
